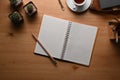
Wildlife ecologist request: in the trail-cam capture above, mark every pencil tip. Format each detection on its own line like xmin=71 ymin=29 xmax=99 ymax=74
xmin=62 ymin=8 xmax=65 ymax=11
xmin=53 ymin=60 xmax=58 ymax=66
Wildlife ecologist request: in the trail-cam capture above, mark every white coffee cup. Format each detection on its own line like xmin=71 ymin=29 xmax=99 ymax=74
xmin=73 ymin=0 xmax=86 ymax=6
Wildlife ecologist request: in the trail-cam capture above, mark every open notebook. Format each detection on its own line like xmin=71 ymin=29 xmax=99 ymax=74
xmin=34 ymin=15 xmax=98 ymax=66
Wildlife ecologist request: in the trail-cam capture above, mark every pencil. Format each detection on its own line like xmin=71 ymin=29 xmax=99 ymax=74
xmin=58 ymin=0 xmax=64 ymax=11
xmin=32 ymin=33 xmax=57 ymax=65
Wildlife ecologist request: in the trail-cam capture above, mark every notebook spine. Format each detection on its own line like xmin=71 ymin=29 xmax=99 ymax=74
xmin=61 ymin=21 xmax=72 ymax=59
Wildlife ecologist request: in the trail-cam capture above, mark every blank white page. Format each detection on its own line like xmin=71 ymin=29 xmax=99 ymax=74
xmin=34 ymin=15 xmax=68 ymax=59
xmin=63 ymin=22 xmax=98 ymax=66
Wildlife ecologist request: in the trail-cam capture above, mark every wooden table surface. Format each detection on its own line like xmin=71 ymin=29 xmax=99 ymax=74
xmin=0 ymin=0 xmax=120 ymax=80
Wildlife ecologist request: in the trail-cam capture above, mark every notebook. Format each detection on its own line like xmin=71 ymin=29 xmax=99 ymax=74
xmin=34 ymin=15 xmax=98 ymax=66
xmin=99 ymin=0 xmax=120 ymax=9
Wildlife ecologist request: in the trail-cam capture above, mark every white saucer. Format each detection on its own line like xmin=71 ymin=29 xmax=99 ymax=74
xmin=66 ymin=0 xmax=92 ymax=12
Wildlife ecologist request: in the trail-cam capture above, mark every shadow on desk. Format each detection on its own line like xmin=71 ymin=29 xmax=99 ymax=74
xmin=110 ymin=39 xmax=120 ymax=56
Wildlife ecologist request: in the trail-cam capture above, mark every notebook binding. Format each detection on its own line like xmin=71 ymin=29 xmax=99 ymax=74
xmin=61 ymin=21 xmax=72 ymax=59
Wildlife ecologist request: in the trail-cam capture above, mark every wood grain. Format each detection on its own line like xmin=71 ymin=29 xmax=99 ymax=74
xmin=0 ymin=0 xmax=120 ymax=80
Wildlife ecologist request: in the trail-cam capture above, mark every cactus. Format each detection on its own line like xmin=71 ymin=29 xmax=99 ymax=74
xmin=10 ymin=0 xmax=17 ymax=5
xmin=27 ymin=4 xmax=33 ymax=13
xmin=10 ymin=12 xmax=20 ymax=24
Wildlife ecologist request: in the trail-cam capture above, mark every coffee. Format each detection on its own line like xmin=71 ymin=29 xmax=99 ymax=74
xmin=74 ymin=0 xmax=84 ymax=4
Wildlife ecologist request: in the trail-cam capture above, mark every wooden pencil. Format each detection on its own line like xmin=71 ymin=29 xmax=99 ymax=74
xmin=58 ymin=0 xmax=64 ymax=11
xmin=32 ymin=33 xmax=57 ymax=65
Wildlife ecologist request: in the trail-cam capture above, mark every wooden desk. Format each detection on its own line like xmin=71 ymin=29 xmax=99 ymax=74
xmin=0 ymin=0 xmax=120 ymax=80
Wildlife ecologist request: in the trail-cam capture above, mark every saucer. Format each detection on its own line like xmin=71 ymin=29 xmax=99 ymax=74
xmin=66 ymin=0 xmax=92 ymax=12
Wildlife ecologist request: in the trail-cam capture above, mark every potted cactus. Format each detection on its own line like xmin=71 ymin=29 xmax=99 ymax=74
xmin=9 ymin=0 xmax=23 ymax=8
xmin=27 ymin=4 xmax=34 ymax=13
xmin=23 ymin=1 xmax=37 ymax=16
xmin=9 ymin=11 xmax=23 ymax=25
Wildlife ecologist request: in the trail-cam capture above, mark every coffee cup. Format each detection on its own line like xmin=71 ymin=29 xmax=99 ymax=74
xmin=73 ymin=0 xmax=86 ymax=6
